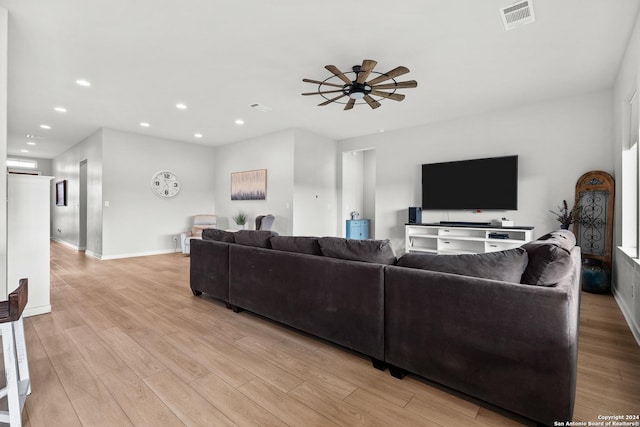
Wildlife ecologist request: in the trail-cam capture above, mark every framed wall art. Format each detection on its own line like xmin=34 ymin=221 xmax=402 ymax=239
xmin=231 ymin=169 xmax=267 ymax=200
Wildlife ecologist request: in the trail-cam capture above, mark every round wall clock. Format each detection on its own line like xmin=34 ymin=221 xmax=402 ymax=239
xmin=151 ymin=170 xmax=181 ymax=198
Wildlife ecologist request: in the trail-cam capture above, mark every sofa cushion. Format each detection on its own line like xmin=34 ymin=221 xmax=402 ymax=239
xmin=270 ymin=236 xmax=323 ymax=256
xmin=234 ymin=230 xmax=279 ymax=248
xmin=202 ymin=228 xmax=235 ymax=243
xmin=396 ymin=248 xmax=529 ymax=283
xmin=520 ymin=230 xmax=576 ymax=286
xmin=318 ymin=237 xmax=396 ymax=265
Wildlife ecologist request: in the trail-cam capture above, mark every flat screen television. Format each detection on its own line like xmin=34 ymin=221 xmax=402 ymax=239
xmin=422 ymin=155 xmax=518 ymax=210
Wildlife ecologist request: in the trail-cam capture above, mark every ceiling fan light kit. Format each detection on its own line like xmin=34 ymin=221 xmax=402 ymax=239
xmin=302 ymin=59 xmax=417 ymax=110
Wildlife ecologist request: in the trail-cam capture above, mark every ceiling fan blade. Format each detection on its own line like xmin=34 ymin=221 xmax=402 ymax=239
xmin=356 ymin=59 xmax=377 ymax=84
xmin=344 ymin=98 xmax=356 ymax=111
xmin=363 ymin=95 xmax=381 ymax=109
xmin=371 ymin=80 xmax=418 ymax=90
xmin=302 ymin=78 xmax=344 ymax=88
xmin=325 ymin=65 xmax=353 ymax=85
xmin=318 ymin=93 xmax=347 ymax=106
xmin=302 ymin=89 xmax=345 ymax=96
xmin=367 ymin=66 xmax=410 ymax=85
xmin=370 ymin=90 xmax=405 ymax=101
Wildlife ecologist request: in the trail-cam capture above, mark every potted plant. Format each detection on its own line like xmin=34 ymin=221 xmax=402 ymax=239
xmin=549 ymin=200 xmax=581 ymax=229
xmin=232 ymin=211 xmax=248 ymax=229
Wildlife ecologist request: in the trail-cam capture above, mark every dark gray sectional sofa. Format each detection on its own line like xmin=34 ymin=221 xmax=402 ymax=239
xmin=190 ymin=228 xmax=581 ymax=426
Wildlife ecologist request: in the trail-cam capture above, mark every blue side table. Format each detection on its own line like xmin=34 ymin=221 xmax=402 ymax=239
xmin=346 ymin=219 xmax=370 ymax=240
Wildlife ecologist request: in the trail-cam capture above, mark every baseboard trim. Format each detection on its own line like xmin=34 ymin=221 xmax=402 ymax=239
xmin=51 ymin=237 xmax=79 ymax=250
xmin=100 ymin=248 xmax=179 ymax=260
xmin=24 ymin=304 xmax=51 ymax=318
xmin=612 ymin=287 xmax=640 ymax=347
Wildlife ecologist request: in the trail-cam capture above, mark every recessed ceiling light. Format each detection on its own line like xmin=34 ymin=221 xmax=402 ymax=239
xmin=27 ymin=142 xmax=36 ymax=146
xmin=76 ymin=79 xmax=91 ymax=87
xmin=54 ymin=106 xmax=67 ymax=113
xmin=20 ymin=149 xmax=29 ymax=153
xmin=194 ymin=133 xmax=203 ymax=138
xmin=235 ymin=119 xmax=245 ymax=125
xmin=140 ymin=122 xmax=150 ymax=127
xmin=40 ymin=124 xmax=51 ymax=130
xmin=176 ymin=103 xmax=187 ymax=110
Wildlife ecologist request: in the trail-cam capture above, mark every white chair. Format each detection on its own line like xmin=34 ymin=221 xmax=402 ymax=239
xmin=0 ymin=279 xmax=31 ymax=427
xmin=180 ymin=214 xmax=217 ymax=255
xmin=255 ymin=214 xmax=275 ymax=231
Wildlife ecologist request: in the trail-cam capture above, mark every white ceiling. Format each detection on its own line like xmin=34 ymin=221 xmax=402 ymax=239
xmin=2 ymin=0 xmax=639 ymax=159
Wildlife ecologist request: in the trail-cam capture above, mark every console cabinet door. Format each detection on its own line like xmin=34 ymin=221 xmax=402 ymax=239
xmin=346 ymin=220 xmax=370 ymax=240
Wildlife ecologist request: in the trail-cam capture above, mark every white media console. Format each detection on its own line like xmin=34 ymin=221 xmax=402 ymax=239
xmin=405 ymin=223 xmax=534 ymax=255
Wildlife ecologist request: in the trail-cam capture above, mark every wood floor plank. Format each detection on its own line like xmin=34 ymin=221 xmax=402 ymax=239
xmin=49 ymin=356 xmax=133 ymax=427
xmin=99 ymin=366 xmax=184 ymax=427
xmin=66 ymin=325 xmax=126 ymax=375
xmin=24 ymin=357 xmax=83 ymax=427
xmin=236 ymin=335 xmax=358 ymax=399
xmin=133 ymin=331 xmax=210 ymax=383
xmin=200 ymin=333 xmax=303 ymax=393
xmin=163 ymin=331 xmax=257 ymax=388
xmin=343 ymin=387 xmax=440 ymax=427
xmin=144 ymin=369 xmax=236 ymax=426
xmin=272 ymin=338 xmax=416 ymax=407
xmin=191 ymin=372 xmax=287 ymax=427
xmin=98 ymin=326 xmax=166 ymax=378
xmin=288 ymin=381 xmax=389 ymax=427
xmin=238 ymin=378 xmax=338 ymax=427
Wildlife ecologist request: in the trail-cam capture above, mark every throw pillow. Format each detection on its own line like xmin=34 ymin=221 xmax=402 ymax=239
xmin=234 ymin=230 xmax=279 ymax=248
xmin=396 ymin=248 xmax=529 ymax=283
xmin=318 ymin=237 xmax=396 ymax=265
xmin=520 ymin=230 xmax=576 ymax=286
xmin=270 ymin=236 xmax=323 ymax=256
xmin=202 ymin=228 xmax=235 ymax=243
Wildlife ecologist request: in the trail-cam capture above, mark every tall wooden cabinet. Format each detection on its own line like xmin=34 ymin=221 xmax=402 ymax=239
xmin=7 ymin=175 xmax=54 ymax=317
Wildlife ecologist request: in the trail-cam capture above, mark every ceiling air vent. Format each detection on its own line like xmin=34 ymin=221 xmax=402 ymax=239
xmin=500 ymin=0 xmax=535 ymax=31
xmin=249 ymin=103 xmax=272 ymax=112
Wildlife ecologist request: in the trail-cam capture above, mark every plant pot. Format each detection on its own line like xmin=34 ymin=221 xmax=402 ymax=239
xmin=581 ymin=258 xmax=611 ymax=294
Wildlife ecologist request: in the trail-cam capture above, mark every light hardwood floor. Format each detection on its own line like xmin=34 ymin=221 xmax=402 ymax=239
xmin=11 ymin=241 xmax=640 ymax=426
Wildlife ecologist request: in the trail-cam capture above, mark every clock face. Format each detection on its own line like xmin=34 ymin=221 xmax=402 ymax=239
xmin=151 ymin=170 xmax=181 ymax=198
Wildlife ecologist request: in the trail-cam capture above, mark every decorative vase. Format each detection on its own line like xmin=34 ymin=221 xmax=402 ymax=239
xmin=581 ymin=258 xmax=611 ymax=293
xmin=560 ymin=224 xmax=569 ymax=230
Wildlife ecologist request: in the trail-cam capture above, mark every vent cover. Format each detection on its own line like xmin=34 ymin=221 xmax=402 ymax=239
xmin=249 ymin=103 xmax=272 ymax=112
xmin=500 ymin=0 xmax=535 ymax=30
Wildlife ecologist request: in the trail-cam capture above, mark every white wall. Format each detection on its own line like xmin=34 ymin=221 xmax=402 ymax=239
xmin=612 ymin=9 xmax=640 ymax=344
xmin=341 ymin=151 xmax=364 ymax=237
xmin=0 ymin=7 xmax=7 ymax=299
xmin=339 ymin=90 xmax=614 ymax=254
xmin=292 ymin=129 xmax=338 ymax=237
xmin=52 ymin=128 xmax=216 ymax=259
xmin=214 ymin=129 xmax=295 ymax=235
xmin=363 ymin=149 xmax=376 ymax=238
xmin=52 ymin=129 xmax=103 ymax=254
xmin=101 ymin=128 xmax=216 ymax=258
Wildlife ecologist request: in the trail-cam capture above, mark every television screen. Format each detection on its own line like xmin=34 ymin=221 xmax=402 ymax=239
xmin=422 ymin=155 xmax=518 ymax=210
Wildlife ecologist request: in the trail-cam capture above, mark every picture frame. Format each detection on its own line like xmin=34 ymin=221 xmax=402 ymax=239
xmin=55 ymin=180 xmax=67 ymax=206
xmin=231 ymin=169 xmax=267 ymax=200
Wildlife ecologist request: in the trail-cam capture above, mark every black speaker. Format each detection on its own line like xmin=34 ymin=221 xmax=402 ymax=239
xmin=408 ymin=207 xmax=422 ymax=224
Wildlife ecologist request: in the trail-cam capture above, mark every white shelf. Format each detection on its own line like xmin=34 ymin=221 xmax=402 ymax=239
xmin=406 ymin=224 xmax=533 ymax=255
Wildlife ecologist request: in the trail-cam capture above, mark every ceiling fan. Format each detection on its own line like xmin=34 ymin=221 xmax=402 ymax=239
xmin=302 ymin=59 xmax=418 ymax=110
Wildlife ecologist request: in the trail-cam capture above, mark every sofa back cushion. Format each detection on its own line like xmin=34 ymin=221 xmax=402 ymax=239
xmin=202 ymin=228 xmax=236 ymax=243
xmin=318 ymin=237 xmax=396 ymax=265
xmin=520 ymin=229 xmax=576 ymax=286
xmin=396 ymin=248 xmax=529 ymax=283
xmin=270 ymin=236 xmax=323 ymax=256
xmin=234 ymin=230 xmax=279 ymax=248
